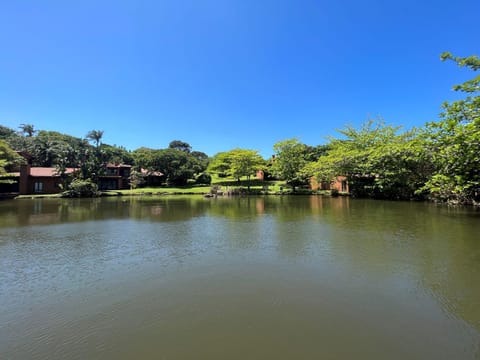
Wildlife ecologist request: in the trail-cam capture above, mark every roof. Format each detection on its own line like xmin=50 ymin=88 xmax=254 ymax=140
xmin=29 ymin=167 xmax=76 ymax=177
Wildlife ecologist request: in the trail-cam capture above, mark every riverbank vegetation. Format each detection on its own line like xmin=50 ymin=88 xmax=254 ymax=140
xmin=1 ymin=52 xmax=479 ymax=204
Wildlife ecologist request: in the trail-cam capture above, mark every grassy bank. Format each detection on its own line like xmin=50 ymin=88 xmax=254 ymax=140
xmin=13 ymin=178 xmax=344 ymax=199
xmin=116 ymin=178 xmax=287 ymax=196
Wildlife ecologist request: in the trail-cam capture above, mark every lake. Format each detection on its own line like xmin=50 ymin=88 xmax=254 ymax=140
xmin=1 ymin=196 xmax=479 ymax=359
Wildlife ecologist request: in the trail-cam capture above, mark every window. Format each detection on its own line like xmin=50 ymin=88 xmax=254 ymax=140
xmin=34 ymin=182 xmax=44 ymax=193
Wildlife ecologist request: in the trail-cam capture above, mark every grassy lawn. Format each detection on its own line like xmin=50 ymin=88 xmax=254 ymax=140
xmin=14 ymin=176 xmax=296 ymax=198
xmin=116 ymin=177 xmax=289 ymax=196
xmin=13 ymin=175 xmax=340 ymax=199
xmin=15 ymin=193 xmax=63 ymax=199
xmin=115 ymin=185 xmax=211 ymax=195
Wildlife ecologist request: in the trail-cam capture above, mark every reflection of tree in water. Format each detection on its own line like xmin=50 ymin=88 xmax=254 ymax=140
xmin=415 ymin=215 xmax=480 ymax=332
xmin=321 ymin=200 xmax=480 ymax=332
xmin=125 ymin=196 xmax=211 ymax=222
xmin=2 ymin=196 xmax=480 ymax=334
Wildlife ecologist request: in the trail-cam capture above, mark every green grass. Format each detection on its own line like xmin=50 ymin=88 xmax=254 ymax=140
xmin=15 ymin=193 xmax=63 ymax=199
xmin=116 ymin=185 xmax=211 ymax=195
xmin=116 ymin=178 xmax=289 ymax=196
xmin=14 ymin=176 xmax=300 ymax=198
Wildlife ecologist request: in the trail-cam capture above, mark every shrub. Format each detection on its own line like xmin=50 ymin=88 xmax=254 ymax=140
xmin=196 ymin=173 xmax=212 ymax=185
xmin=62 ymin=179 xmax=100 ymax=198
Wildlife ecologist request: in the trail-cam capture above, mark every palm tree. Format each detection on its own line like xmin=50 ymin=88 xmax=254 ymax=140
xmin=19 ymin=124 xmax=36 ymax=137
xmin=86 ymin=130 xmax=104 ymax=148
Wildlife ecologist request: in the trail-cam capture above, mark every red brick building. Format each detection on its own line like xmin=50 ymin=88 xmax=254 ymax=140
xmin=310 ymin=175 xmax=349 ymax=193
xmin=14 ymin=163 xmax=163 ymax=194
xmin=19 ymin=165 xmax=76 ymax=195
xmin=98 ymin=164 xmax=132 ymax=190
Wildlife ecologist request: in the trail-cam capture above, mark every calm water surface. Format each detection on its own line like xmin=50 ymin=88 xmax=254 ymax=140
xmin=0 ymin=196 xmax=479 ymax=359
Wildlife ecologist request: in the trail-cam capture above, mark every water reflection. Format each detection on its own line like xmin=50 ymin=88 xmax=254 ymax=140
xmin=1 ymin=196 xmax=480 ymax=359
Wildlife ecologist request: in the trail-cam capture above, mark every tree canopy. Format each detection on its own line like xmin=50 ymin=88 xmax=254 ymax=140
xmin=0 ymin=140 xmax=22 ymax=181
xmin=272 ymin=139 xmax=308 ymax=190
xmin=133 ymin=144 xmax=208 ymax=186
xmin=1 ymin=52 xmax=479 ymax=203
xmin=305 ymin=120 xmax=431 ymax=199
xmin=208 ymin=148 xmax=265 ymax=189
xmin=86 ymin=130 xmax=104 ymax=148
xmin=421 ymin=52 xmax=480 ymax=204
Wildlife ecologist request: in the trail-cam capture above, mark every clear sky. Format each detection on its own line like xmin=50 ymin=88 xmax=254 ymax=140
xmin=1 ymin=0 xmax=479 ymax=157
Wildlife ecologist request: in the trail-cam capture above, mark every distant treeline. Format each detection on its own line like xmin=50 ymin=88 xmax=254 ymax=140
xmin=1 ymin=52 xmax=479 ymax=204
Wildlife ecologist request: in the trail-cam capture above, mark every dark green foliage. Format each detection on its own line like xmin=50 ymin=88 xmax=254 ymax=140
xmin=422 ymin=53 xmax=480 ymax=204
xmin=86 ymin=130 xmax=104 ymax=148
xmin=128 ymin=169 xmax=145 ymax=189
xmin=101 ymin=144 xmax=134 ymax=165
xmin=169 ymin=140 xmax=192 ymax=153
xmin=272 ymin=139 xmax=310 ymax=191
xmin=19 ymin=124 xmax=36 ymax=137
xmin=62 ymin=179 xmax=100 ymax=198
xmin=306 ymin=120 xmax=432 ymax=200
xmin=0 ymin=125 xmax=16 ymax=139
xmin=196 ymin=173 xmax=212 ymax=185
xmin=133 ymin=142 xmax=208 ymax=186
xmin=0 ymin=140 xmax=23 ymax=181
xmin=207 ymin=149 xmax=265 ymax=190
xmin=2 ymin=51 xmax=479 ymax=204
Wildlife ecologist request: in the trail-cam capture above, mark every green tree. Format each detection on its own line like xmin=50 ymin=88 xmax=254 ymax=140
xmin=86 ymin=130 xmax=104 ymax=148
xmin=208 ymin=149 xmax=265 ymax=189
xmin=79 ymin=130 xmax=107 ymax=184
xmin=303 ymin=144 xmax=330 ymax=162
xmin=208 ymin=151 xmax=233 ymax=177
xmin=132 ymin=147 xmax=203 ymax=186
xmin=229 ymin=149 xmax=265 ymax=188
xmin=422 ymin=52 xmax=480 ymax=204
xmin=19 ymin=124 xmax=36 ymax=137
xmin=0 ymin=140 xmax=22 ymax=182
xmin=272 ymin=139 xmax=308 ymax=191
xmin=190 ymin=151 xmax=210 ymax=173
xmin=307 ymin=120 xmax=431 ymax=199
xmin=129 ymin=169 xmax=145 ymax=189
xmin=102 ymin=144 xmax=134 ymax=165
xmin=0 ymin=125 xmax=16 ymax=140
xmin=168 ymin=140 xmax=192 ymax=153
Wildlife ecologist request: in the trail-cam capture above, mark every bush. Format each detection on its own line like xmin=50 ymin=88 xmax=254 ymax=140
xmin=196 ymin=173 xmax=212 ymax=185
xmin=62 ymin=179 xmax=100 ymax=198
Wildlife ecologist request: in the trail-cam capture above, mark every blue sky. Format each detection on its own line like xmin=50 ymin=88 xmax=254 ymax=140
xmin=1 ymin=0 xmax=479 ymax=157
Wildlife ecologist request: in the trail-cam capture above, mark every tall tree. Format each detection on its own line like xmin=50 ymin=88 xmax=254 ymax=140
xmin=422 ymin=52 xmax=480 ymax=204
xmin=132 ymin=147 xmax=204 ymax=186
xmin=19 ymin=124 xmax=36 ymax=137
xmin=272 ymin=139 xmax=308 ymax=191
xmin=0 ymin=125 xmax=16 ymax=140
xmin=208 ymin=151 xmax=233 ymax=176
xmin=81 ymin=130 xmax=107 ymax=183
xmin=86 ymin=130 xmax=104 ymax=148
xmin=0 ymin=140 xmax=22 ymax=180
xmin=307 ymin=120 xmax=431 ymax=199
xmin=208 ymin=149 xmax=265 ymax=189
xmin=168 ymin=140 xmax=192 ymax=153
xmin=229 ymin=149 xmax=265 ymax=188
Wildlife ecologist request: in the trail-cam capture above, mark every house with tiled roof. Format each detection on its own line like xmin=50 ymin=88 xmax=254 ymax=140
xmin=19 ymin=164 xmax=77 ymax=194
xmin=98 ymin=163 xmax=132 ymax=190
xmin=13 ymin=163 xmax=164 ymax=195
